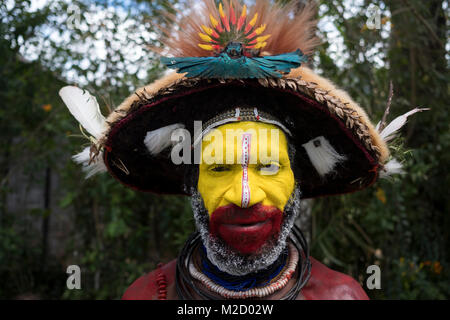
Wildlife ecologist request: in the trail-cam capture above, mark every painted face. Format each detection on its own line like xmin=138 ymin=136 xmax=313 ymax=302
xmin=197 ymin=121 xmax=295 ymax=255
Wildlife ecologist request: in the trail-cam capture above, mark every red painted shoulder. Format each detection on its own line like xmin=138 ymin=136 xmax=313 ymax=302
xmin=301 ymin=257 xmax=369 ymax=300
xmin=122 ymin=259 xmax=177 ymax=300
xmin=121 ymin=256 xmax=368 ymax=300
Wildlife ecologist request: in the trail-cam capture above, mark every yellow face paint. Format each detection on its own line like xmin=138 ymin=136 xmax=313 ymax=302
xmin=198 ymin=122 xmax=295 ymax=216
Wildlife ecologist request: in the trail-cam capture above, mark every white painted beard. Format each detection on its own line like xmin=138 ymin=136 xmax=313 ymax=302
xmin=190 ymin=186 xmax=301 ymax=276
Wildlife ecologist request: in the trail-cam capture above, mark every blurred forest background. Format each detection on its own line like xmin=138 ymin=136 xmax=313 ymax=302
xmin=0 ymin=0 xmax=448 ymax=299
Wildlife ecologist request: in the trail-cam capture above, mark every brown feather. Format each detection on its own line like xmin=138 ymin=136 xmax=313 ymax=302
xmin=153 ymin=0 xmax=320 ymax=57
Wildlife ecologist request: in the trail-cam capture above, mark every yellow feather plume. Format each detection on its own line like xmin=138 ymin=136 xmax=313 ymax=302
xmin=254 ymin=24 xmax=266 ymax=35
xmin=198 ymin=32 xmax=213 ymax=42
xmin=202 ymin=25 xmax=214 ymax=35
xmin=248 ymin=13 xmax=258 ymax=27
xmin=219 ymin=3 xmax=225 ymax=18
xmin=198 ymin=44 xmax=214 ymax=51
xmin=256 ymin=34 xmax=271 ymax=43
xmin=209 ymin=14 xmax=219 ymax=28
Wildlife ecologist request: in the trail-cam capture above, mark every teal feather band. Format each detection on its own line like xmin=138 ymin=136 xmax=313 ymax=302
xmin=161 ymin=48 xmax=307 ymax=79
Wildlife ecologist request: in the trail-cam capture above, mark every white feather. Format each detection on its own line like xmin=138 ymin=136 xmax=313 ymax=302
xmin=375 ymin=120 xmax=381 ymax=132
xmin=379 ymin=108 xmax=429 ymax=142
xmin=72 ymin=146 xmax=107 ymax=179
xmin=380 ymin=159 xmax=404 ymax=179
xmin=144 ymin=123 xmax=185 ymax=155
xmin=59 ymin=86 xmax=107 ymax=139
xmin=72 ymin=146 xmax=91 ymax=164
xmin=302 ymin=136 xmax=346 ymax=177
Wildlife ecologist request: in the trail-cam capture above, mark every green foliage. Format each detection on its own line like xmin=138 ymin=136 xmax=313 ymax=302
xmin=389 ymin=257 xmax=447 ymax=299
xmin=0 ymin=0 xmax=194 ymax=299
xmin=311 ymin=0 xmax=449 ymax=299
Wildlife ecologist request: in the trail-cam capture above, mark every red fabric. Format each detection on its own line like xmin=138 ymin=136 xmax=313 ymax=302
xmin=122 ymin=256 xmax=369 ymax=300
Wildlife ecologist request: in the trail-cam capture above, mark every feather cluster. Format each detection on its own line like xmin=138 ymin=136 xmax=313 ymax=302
xmin=59 ymin=86 xmax=108 ymax=179
xmin=379 ymin=159 xmax=404 ymax=179
xmin=376 ymin=107 xmax=429 ymax=178
xmin=158 ymin=0 xmax=320 ymax=57
xmin=302 ymin=136 xmax=346 ymax=177
xmin=72 ymin=146 xmax=107 ymax=179
xmin=161 ymin=48 xmax=307 ymax=79
xmin=144 ymin=123 xmax=186 ymax=155
xmin=59 ymin=86 xmax=106 ymax=139
xmin=376 ymin=107 xmax=430 ymax=142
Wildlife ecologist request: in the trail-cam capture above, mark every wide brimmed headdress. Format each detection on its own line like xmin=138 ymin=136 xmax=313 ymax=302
xmin=60 ymin=0 xmax=423 ymax=198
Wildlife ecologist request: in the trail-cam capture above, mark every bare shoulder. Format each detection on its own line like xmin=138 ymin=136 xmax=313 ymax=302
xmin=122 ymin=259 xmax=177 ymax=300
xmin=300 ymin=257 xmax=369 ymax=300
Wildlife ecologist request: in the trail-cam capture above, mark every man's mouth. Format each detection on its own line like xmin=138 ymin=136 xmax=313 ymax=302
xmin=209 ymin=203 xmax=283 ymax=255
xmin=221 ymin=219 xmax=270 ymax=232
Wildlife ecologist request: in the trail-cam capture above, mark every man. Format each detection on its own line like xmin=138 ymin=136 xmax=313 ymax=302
xmin=60 ymin=0 xmax=418 ymax=300
xmin=120 ymin=118 xmax=369 ymax=299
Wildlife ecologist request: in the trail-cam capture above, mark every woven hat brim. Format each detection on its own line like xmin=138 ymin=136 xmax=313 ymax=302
xmin=100 ymin=68 xmax=388 ymax=198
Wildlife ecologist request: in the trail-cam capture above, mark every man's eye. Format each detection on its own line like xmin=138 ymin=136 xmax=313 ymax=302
xmin=258 ymin=162 xmax=281 ymax=175
xmin=210 ymin=165 xmax=231 ymax=172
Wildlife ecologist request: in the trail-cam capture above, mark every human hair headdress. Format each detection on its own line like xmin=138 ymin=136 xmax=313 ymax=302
xmin=59 ymin=0 xmax=426 ymax=198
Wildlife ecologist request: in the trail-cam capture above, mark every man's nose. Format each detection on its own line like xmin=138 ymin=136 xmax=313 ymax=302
xmin=223 ymin=168 xmax=267 ymax=208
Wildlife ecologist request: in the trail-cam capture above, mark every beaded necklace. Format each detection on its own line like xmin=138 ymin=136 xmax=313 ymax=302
xmin=198 ymin=245 xmax=288 ymax=292
xmin=175 ymin=225 xmax=311 ymax=300
xmin=189 ymin=243 xmax=299 ymax=299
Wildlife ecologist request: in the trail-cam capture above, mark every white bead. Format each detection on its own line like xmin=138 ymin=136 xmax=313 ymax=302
xmin=187 ymin=242 xmax=301 ymax=299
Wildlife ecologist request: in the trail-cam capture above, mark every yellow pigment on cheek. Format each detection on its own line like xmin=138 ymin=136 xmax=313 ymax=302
xmin=197 ymin=122 xmax=295 ymax=216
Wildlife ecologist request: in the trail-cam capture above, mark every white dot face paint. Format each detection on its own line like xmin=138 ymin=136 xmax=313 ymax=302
xmin=241 ymin=133 xmax=251 ymax=208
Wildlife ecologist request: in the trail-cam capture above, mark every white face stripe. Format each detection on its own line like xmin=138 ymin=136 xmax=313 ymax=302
xmin=241 ymin=133 xmax=251 ymax=208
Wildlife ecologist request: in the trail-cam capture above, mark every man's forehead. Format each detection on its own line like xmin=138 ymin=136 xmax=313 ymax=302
xmin=201 ymin=121 xmax=287 ymax=142
xmin=200 ymin=121 xmax=289 ymax=165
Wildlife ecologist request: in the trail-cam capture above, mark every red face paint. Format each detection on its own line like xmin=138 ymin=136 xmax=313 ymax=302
xmin=209 ymin=203 xmax=283 ymax=255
